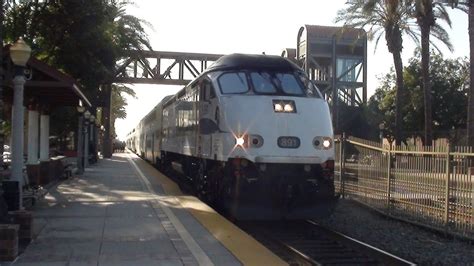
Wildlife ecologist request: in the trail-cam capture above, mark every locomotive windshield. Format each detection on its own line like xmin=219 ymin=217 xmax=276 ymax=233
xmin=217 ymin=70 xmax=321 ymax=98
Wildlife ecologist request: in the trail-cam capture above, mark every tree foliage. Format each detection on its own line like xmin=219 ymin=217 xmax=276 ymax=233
xmin=5 ymin=0 xmax=150 ymax=95
xmin=336 ymin=0 xmax=415 ymax=144
xmin=367 ymin=51 xmax=469 ymax=142
xmin=110 ymin=84 xmax=136 ymax=137
xmin=3 ymin=0 xmax=151 ymax=139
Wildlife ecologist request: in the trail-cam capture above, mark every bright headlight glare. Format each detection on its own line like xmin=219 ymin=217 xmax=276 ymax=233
xmin=284 ymin=104 xmax=294 ymax=112
xmin=323 ymin=139 xmax=332 ymax=148
xmin=274 ymin=103 xmax=283 ymax=112
xmin=236 ymin=137 xmax=245 ymax=146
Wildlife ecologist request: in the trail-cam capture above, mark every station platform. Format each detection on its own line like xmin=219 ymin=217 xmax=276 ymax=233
xmin=6 ymin=152 xmax=286 ymax=266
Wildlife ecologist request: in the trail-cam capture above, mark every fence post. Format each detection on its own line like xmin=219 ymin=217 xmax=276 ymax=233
xmin=470 ymin=167 xmax=474 ymax=231
xmin=340 ymin=133 xmax=346 ymax=199
xmin=386 ymin=143 xmax=392 ymax=212
xmin=444 ymin=143 xmax=451 ymax=228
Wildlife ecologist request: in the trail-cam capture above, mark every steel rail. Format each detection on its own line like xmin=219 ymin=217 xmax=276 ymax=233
xmin=306 ymin=220 xmax=416 ymax=265
xmin=237 ymin=221 xmax=318 ymax=266
xmin=239 ymin=220 xmax=415 ymax=265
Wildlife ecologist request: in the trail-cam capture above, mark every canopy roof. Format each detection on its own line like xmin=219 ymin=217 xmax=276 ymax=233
xmin=3 ymin=47 xmax=92 ymax=108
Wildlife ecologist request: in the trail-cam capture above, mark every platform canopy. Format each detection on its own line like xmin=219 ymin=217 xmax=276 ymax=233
xmin=2 ymin=48 xmax=92 ymax=108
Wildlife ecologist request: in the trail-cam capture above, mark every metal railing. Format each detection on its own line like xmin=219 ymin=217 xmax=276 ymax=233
xmin=335 ymin=134 xmax=474 ymax=238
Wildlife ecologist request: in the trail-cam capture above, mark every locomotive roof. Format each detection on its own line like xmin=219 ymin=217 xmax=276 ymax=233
xmin=164 ymin=54 xmax=303 ymax=107
xmin=206 ymin=53 xmax=300 ymax=72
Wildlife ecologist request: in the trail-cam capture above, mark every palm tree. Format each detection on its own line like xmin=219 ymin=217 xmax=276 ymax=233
xmin=412 ymin=0 xmax=453 ymax=146
xmin=110 ymin=84 xmax=137 ymax=140
xmin=336 ymin=0 xmax=416 ymax=145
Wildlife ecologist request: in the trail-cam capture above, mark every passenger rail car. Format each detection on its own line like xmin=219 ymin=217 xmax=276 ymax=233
xmin=127 ymin=54 xmax=336 ymax=219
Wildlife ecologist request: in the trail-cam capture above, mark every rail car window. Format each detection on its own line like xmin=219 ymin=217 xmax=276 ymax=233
xmin=218 ymin=72 xmax=248 ymax=94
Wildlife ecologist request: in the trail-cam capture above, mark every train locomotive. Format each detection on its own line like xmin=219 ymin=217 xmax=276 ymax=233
xmin=127 ymin=53 xmax=336 ymax=219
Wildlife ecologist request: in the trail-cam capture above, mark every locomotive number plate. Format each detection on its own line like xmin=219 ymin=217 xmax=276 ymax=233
xmin=278 ymin=136 xmax=300 ymax=148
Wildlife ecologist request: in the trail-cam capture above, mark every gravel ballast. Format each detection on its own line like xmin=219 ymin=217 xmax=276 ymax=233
xmin=316 ymin=199 xmax=474 ymax=265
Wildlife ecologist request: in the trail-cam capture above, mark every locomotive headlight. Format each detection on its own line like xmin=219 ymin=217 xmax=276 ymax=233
xmin=236 ymin=137 xmax=245 ymax=146
xmin=322 ymin=137 xmax=332 ymax=149
xmin=284 ymin=103 xmax=294 ymax=112
xmin=313 ymin=136 xmax=333 ymax=149
xmin=274 ymin=103 xmax=283 ymax=112
xmin=273 ymin=100 xmax=296 ymax=113
xmin=235 ymin=134 xmax=249 ymax=148
xmin=235 ymin=134 xmax=262 ymax=149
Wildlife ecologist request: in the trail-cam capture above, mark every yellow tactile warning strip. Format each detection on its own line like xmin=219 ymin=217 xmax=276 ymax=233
xmin=127 ymin=154 xmax=214 ymax=266
xmin=130 ymin=152 xmax=287 ymax=266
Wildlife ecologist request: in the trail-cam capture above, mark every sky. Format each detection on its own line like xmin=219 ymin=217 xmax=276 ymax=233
xmin=116 ymin=0 xmax=469 ymax=140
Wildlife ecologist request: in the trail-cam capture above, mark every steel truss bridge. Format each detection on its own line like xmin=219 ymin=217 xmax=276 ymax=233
xmin=114 ymin=50 xmax=223 ymax=86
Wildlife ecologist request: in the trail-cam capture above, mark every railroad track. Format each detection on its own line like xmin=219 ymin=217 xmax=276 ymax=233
xmin=238 ymin=220 xmax=415 ymax=265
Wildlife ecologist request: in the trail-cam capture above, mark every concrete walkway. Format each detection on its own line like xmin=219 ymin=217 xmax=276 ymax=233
xmin=7 ymin=153 xmax=242 ymax=266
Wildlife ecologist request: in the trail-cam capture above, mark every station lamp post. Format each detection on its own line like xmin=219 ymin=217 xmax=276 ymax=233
xmin=83 ymin=110 xmax=90 ymax=168
xmin=76 ymin=105 xmax=85 ymax=174
xmin=100 ymin=125 xmax=105 ymax=156
xmin=10 ymin=38 xmax=31 ymax=210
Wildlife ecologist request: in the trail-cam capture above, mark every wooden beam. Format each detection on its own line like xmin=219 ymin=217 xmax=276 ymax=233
xmin=25 ymin=80 xmax=71 ymax=88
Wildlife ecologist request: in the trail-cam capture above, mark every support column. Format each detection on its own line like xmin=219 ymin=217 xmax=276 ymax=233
xmin=84 ymin=120 xmax=89 ymax=168
xmin=39 ymin=112 xmax=50 ymax=161
xmin=89 ymin=121 xmax=94 ymax=164
xmin=90 ymin=122 xmax=97 ymax=164
xmin=94 ymin=124 xmax=99 ymax=162
xmin=26 ymin=107 xmax=39 ymax=165
xmin=0 ymin=0 xmax=6 ymax=171
xmin=331 ymin=36 xmax=338 ymax=134
xmin=11 ymin=75 xmax=25 ymax=209
xmin=76 ymin=115 xmax=84 ymax=174
xmin=103 ymin=84 xmax=112 ymax=158
xmin=37 ymin=110 xmax=51 ymax=186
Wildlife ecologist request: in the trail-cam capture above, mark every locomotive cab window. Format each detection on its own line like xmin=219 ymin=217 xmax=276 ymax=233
xmin=218 ymin=70 xmax=321 ymax=97
xmin=250 ymin=72 xmax=278 ymax=94
xmin=276 ymin=73 xmax=305 ymax=95
xmin=218 ymin=72 xmax=249 ymax=94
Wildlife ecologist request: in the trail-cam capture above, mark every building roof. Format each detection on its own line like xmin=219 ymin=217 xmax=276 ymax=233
xmin=303 ymin=25 xmax=366 ymax=41
xmin=3 ymin=46 xmax=92 ymax=108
